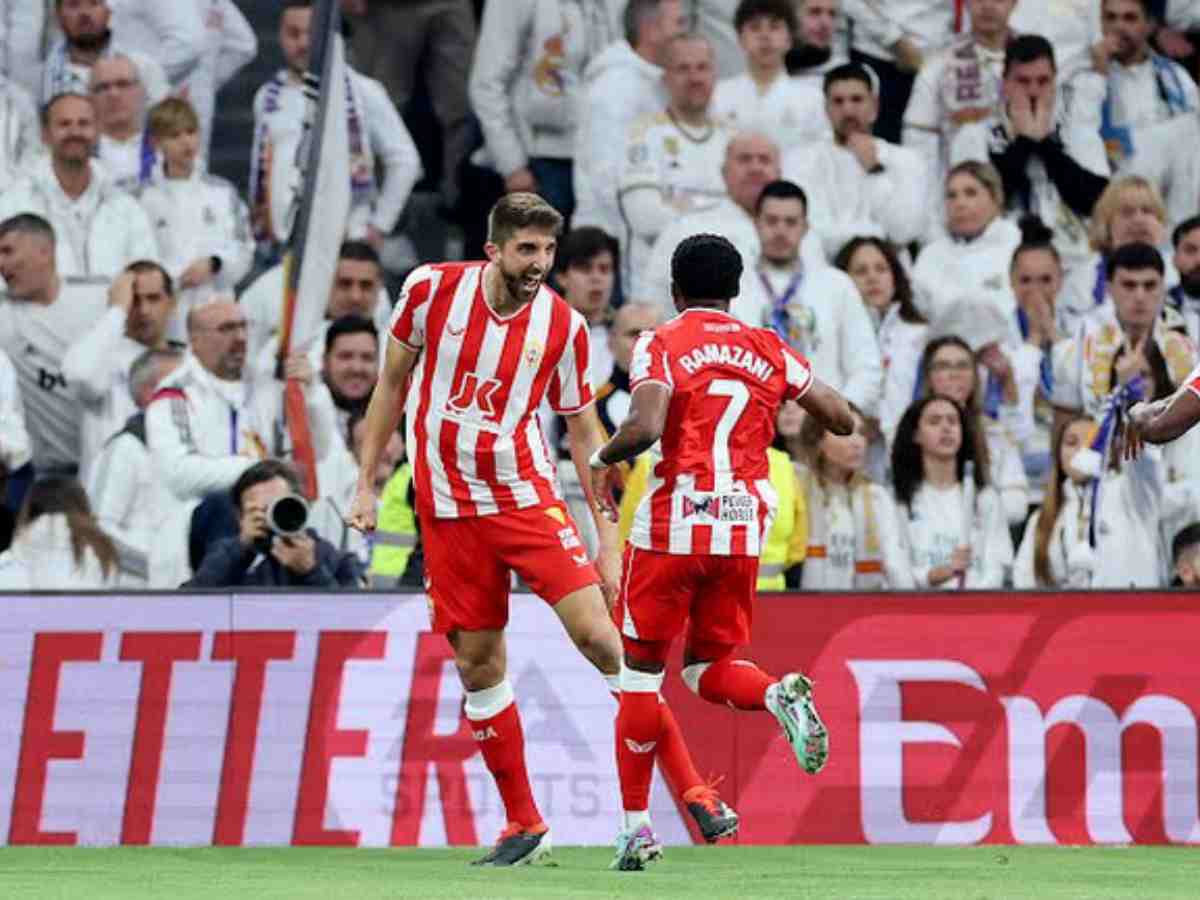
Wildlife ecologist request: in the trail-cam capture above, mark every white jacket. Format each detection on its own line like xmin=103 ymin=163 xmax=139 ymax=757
xmin=693 ymin=0 xmax=744 ymax=78
xmin=0 ymin=515 xmax=116 ymax=589
xmin=41 ymin=40 xmax=168 ymax=106
xmin=0 ymin=78 xmax=40 ymax=188
xmin=0 ymin=346 xmax=31 ymax=473
xmin=842 ymin=0 xmax=957 ymax=61
xmin=0 ymin=3 xmax=49 ymax=99
xmin=109 ymin=0 xmax=206 ymax=87
xmin=782 ymin=136 xmax=929 ymax=259
xmin=0 ymin=157 xmax=159 ymax=282
xmin=875 ymin=305 xmax=929 ymax=445
xmin=712 ymin=73 xmax=831 ymax=152
xmin=469 ymin=0 xmax=615 ymax=176
xmin=144 ymin=353 xmax=340 ymax=501
xmin=911 ymin=217 xmax=1021 ymax=325
xmin=573 ymin=39 xmax=666 ymax=237
xmin=800 ymin=476 xmax=912 ymax=589
xmin=894 ymin=482 xmax=1014 ymax=589
xmin=172 ymin=0 xmax=257 ymax=144
xmin=736 ymin=262 xmax=884 ymax=416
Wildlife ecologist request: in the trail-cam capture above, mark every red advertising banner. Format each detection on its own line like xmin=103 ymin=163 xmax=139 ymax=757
xmin=0 ymin=592 xmax=1197 ymax=846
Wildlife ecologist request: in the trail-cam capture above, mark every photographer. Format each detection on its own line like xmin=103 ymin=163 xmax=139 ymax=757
xmin=184 ymin=460 xmax=364 ymax=588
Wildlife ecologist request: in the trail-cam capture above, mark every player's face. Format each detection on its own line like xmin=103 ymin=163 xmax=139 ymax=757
xmin=798 ymin=0 xmax=837 ymax=48
xmin=819 ymin=411 xmax=867 ymax=475
xmin=155 ymin=126 xmax=201 ymax=176
xmin=663 ymin=39 xmax=716 ymax=116
xmin=1174 ymin=226 xmax=1200 ymax=295
xmin=126 ymin=269 xmax=175 ymax=347
xmin=825 ymin=78 xmax=877 ymax=140
xmin=737 ymin=15 xmax=792 ymax=72
xmin=1011 ymin=247 xmax=1062 ymax=312
xmin=968 ymin=0 xmax=1016 ymax=39
xmin=191 ymin=302 xmax=248 ymax=380
xmin=1107 ymin=189 xmax=1164 ymax=249
xmin=90 ymin=58 xmax=143 ymax=131
xmin=945 ymin=172 xmax=999 ymax=240
xmin=559 ymin=250 xmax=614 ymax=320
xmin=608 ymin=305 xmax=659 ymax=372
xmin=43 ymin=96 xmax=98 ymax=165
xmin=927 ymin=345 xmax=976 ymax=406
xmin=279 ymin=7 xmax=312 ymax=75
xmin=725 ymin=135 xmax=781 ymax=214
xmin=915 ymin=399 xmax=962 ymax=461
xmin=1004 ymin=57 xmax=1056 ymax=112
xmin=1059 ymin=418 xmax=1095 ymax=483
xmin=324 ymin=331 xmax=378 ymax=402
xmin=1103 ymin=0 xmax=1154 ymax=64
xmin=1110 ymin=266 xmax=1164 ymax=331
xmin=489 ymin=227 xmax=557 ymax=305
xmin=328 ymin=258 xmax=382 ymax=319
xmin=0 ymin=231 xmax=54 ymax=297
xmin=58 ymin=0 xmax=110 ymax=43
xmin=755 ymin=197 xmax=806 ymax=266
xmin=845 ymin=243 xmax=895 ymax=313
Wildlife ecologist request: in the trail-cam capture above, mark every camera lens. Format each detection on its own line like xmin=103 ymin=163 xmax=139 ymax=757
xmin=267 ymin=494 xmax=309 ymax=535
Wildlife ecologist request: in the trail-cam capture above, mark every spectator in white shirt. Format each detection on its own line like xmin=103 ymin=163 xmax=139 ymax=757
xmin=0 ymin=93 xmax=158 ymax=281
xmin=783 ymin=62 xmax=928 ymax=258
xmin=712 ymin=0 xmax=830 ymax=150
xmin=86 ymin=345 xmax=183 ymax=586
xmin=1010 ymin=0 xmax=1104 ymax=129
xmin=42 ymin=0 xmax=168 ymax=106
xmin=321 ymin=314 xmax=378 ymax=445
xmin=250 ymin=0 xmax=422 ymax=253
xmin=0 ymin=77 xmax=41 ymax=187
xmin=0 ymin=4 xmax=49 ymax=100
xmin=0 ymin=343 xmax=32 ymax=484
xmin=107 ymin=0 xmax=205 ymax=90
xmin=0 ymin=475 xmax=117 ymax=588
xmin=555 ymin=226 xmax=619 ymax=385
xmin=172 ymin=1 xmax=257 ymax=148
xmin=891 ymin=393 xmax=1014 ymax=589
xmin=785 ymin=0 xmax=850 ymax=86
xmin=139 ymin=97 xmax=252 ymax=341
xmin=1168 ymin=215 xmax=1200 ymax=343
xmin=574 ymin=0 xmax=687 ymax=242
xmin=468 ymin=0 xmax=617 ymax=218
xmin=89 ymin=54 xmax=150 ymax=191
xmin=693 ymin=0 xmax=746 ymax=77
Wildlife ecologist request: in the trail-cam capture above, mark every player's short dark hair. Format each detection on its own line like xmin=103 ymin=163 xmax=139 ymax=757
xmin=232 ymin=459 xmax=303 ymax=511
xmin=487 ymin=192 xmax=564 ymax=246
xmin=754 ymin=179 xmax=807 ymax=216
xmin=324 ymin=314 xmax=378 ymax=355
xmin=40 ymin=91 xmax=93 ymax=127
xmin=823 ymin=62 xmax=874 ymax=96
xmin=125 ymin=259 xmax=175 ymax=297
xmin=671 ymin=233 xmax=743 ymax=303
xmin=0 ymin=213 xmax=55 ymax=246
xmin=1004 ymin=34 xmax=1056 ymax=76
xmin=1173 ymin=522 xmax=1200 ymax=564
xmin=735 ymin=0 xmax=797 ymax=35
xmin=556 ymin=226 xmax=619 ymax=273
xmin=1172 ymin=215 xmax=1200 ymax=249
xmin=1106 ymin=241 xmax=1165 ymax=280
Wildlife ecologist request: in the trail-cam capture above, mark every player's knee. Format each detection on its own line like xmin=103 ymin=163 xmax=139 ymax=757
xmin=681 ymin=661 xmax=712 ymax=695
xmin=453 ymin=653 xmax=504 ymax=692
xmin=571 ymin=619 xmax=617 ymax=668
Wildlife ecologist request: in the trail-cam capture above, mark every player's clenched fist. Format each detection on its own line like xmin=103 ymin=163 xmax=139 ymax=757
xmin=345 ymin=486 xmax=378 ymax=533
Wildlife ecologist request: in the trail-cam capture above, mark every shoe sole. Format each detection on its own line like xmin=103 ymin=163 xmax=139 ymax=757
xmin=612 ymin=838 xmax=663 ymax=871
xmin=770 ymin=674 xmax=830 ymax=776
xmin=474 ymin=832 xmax=554 ymax=867
xmin=702 ymin=819 xmax=739 ymax=843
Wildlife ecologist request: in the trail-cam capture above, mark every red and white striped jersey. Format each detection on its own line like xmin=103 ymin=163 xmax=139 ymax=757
xmin=628 ymin=308 xmax=813 ymax=556
xmin=390 ymin=262 xmax=593 ymax=518
xmin=1186 ymin=362 xmax=1200 ymax=399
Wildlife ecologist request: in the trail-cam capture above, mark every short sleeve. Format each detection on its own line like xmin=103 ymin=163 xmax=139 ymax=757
xmin=548 ymin=311 xmax=595 ymax=414
xmin=388 ymin=265 xmax=437 ymax=350
xmin=1184 ymin=363 xmax=1200 ymax=399
xmin=781 ymin=343 xmax=813 ymax=400
xmin=629 ymin=330 xmax=672 ymax=393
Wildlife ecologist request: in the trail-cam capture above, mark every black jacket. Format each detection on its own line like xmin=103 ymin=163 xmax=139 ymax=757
xmin=184 ymin=530 xmax=365 ymax=588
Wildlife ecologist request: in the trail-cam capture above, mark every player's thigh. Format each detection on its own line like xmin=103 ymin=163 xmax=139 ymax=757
xmin=615 ymin=546 xmax=695 ymax=644
xmin=687 ymin=556 xmax=759 ymax=648
xmin=552 ymin=582 xmax=619 ymax=663
xmin=421 ymin=514 xmax=511 ymax=634
xmin=499 ymin=504 xmax=600 ymax=606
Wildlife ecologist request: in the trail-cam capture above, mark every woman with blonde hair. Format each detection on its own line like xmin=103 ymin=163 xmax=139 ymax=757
xmin=0 ymin=477 xmax=118 ymax=588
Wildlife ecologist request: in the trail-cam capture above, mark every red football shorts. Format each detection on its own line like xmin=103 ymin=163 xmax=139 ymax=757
xmin=615 ymin=545 xmax=759 ymax=647
xmin=420 ymin=503 xmax=599 ymax=634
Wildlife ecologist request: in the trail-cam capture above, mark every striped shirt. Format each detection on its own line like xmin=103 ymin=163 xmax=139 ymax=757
xmin=390 ymin=262 xmax=593 ymax=519
xmin=628 ymin=308 xmax=813 ymax=556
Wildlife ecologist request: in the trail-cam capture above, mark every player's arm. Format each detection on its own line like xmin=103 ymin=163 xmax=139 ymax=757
xmin=563 ymin=403 xmax=623 ymax=607
xmin=346 ymin=337 xmax=419 ymax=532
xmin=1126 ymin=388 xmax=1200 ymax=453
xmin=797 ymin=376 xmax=855 ymax=436
xmin=595 ymin=381 xmax=669 ymax=466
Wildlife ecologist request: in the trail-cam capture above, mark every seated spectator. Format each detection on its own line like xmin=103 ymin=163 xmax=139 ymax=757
xmin=785 ymin=0 xmax=850 ymax=86
xmin=891 ymin=394 xmax=1014 ymax=589
xmin=0 ymin=214 xmax=108 ymax=476
xmin=250 ymin=0 xmax=421 ymax=254
xmin=950 ymin=35 xmax=1110 ymax=265
xmin=840 ymin=0 xmax=958 ymax=143
xmin=42 ymin=0 xmax=168 ymax=105
xmin=1097 ymin=0 xmax=1200 ymax=228
xmin=468 ymin=0 xmax=616 ymax=218
xmin=735 ymin=180 xmax=884 ymax=417
xmin=1171 ymin=522 xmax=1200 ymax=587
xmin=0 ymin=75 xmax=41 ymax=186
xmin=0 ymin=476 xmax=117 ymax=588
xmin=574 ymin=0 xmax=686 ymax=243
xmin=619 ymin=33 xmax=731 ymax=298
xmin=555 ymin=227 xmax=619 ymax=385
xmin=784 ymin=62 xmax=928 ymax=260
xmin=86 ymin=346 xmax=184 ymax=587
xmin=184 ymin=458 xmax=364 ymax=588
xmin=919 ymin=335 xmax=1030 ymax=526
xmin=63 ymin=261 xmax=178 ymax=482
xmin=0 ymin=94 xmax=158 ymax=281
xmin=794 ymin=401 xmax=911 ymax=589
xmin=1169 ymin=214 xmax=1200 ymax=343
xmin=145 ymin=297 xmax=339 ymax=502
xmin=712 ymin=1 xmax=830 ymax=150
xmin=760 ymin=399 xmax=809 ymax=590
xmin=912 ymin=161 xmax=1022 ymax=325
xmin=834 ymin=236 xmax=928 ymax=448
xmin=139 ymin=97 xmax=252 ymax=341
xmin=903 ymin=0 xmax=1017 ymax=237
xmin=90 ymin=54 xmax=151 ymax=191
xmin=1011 ymin=0 xmax=1103 ymax=117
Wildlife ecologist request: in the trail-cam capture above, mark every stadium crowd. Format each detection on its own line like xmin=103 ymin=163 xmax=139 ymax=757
xmin=2 ymin=0 xmax=1200 ymax=591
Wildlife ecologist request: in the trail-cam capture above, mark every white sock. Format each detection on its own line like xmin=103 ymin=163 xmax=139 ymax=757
xmin=623 ymin=809 xmax=652 ymax=831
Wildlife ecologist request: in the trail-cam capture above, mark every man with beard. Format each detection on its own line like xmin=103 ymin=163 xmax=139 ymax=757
xmin=0 ymin=93 xmax=157 ymax=281
xmin=42 ymin=0 xmax=168 ymax=105
xmin=322 ymin=315 xmax=378 ymax=439
xmin=785 ymin=0 xmax=849 ymax=86
xmin=347 ymin=192 xmax=737 ymax=865
xmin=1168 ymin=215 xmax=1200 ymax=343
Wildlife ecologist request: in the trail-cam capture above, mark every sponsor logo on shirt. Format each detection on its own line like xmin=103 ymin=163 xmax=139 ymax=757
xmin=681 ymin=493 xmax=756 ymax=523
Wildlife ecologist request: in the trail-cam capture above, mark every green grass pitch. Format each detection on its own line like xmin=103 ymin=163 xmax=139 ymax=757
xmin=0 ymin=846 xmax=1195 ymax=899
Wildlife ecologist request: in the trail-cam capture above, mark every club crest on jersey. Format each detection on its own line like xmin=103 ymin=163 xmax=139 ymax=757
xmin=524 ymin=338 xmax=543 ymax=367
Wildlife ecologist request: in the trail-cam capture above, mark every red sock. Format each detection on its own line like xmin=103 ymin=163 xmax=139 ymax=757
xmin=616 ymin=672 xmax=664 ymax=812
xmin=655 ymin=701 xmax=704 ymax=793
xmin=696 ymin=657 xmax=775 ymax=710
xmin=467 ymin=689 xmax=542 ymax=829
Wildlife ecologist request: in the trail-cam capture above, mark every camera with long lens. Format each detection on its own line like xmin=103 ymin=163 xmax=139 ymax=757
xmin=267 ymin=493 xmax=309 ymax=536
